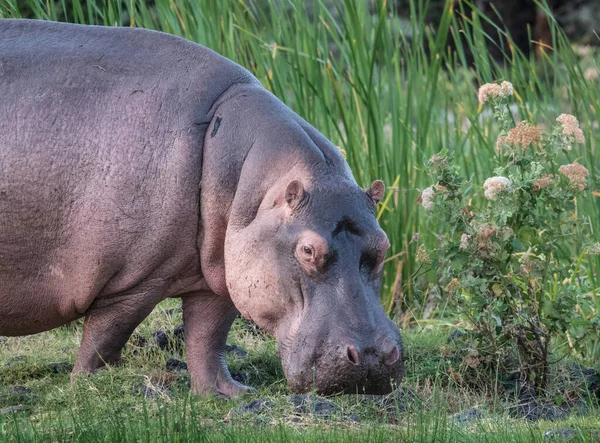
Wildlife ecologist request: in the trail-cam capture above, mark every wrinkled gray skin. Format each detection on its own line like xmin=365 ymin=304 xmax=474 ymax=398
xmin=0 ymin=19 xmax=403 ymax=397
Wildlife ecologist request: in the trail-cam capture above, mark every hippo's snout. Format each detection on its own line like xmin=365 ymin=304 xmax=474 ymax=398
xmin=283 ymin=332 xmax=404 ymax=396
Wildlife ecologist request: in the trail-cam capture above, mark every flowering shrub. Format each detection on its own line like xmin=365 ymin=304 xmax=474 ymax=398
xmin=417 ymin=81 xmax=599 ymax=393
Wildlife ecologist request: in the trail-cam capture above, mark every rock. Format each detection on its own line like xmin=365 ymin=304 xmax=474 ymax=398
xmin=0 ymin=406 xmax=24 ymax=415
xmin=225 ymin=344 xmax=248 ymax=358
xmin=5 ymin=356 xmax=25 ymax=367
xmin=230 ymin=370 xmax=249 ymax=384
xmin=510 ymin=401 xmax=569 ymax=421
xmin=152 ymin=330 xmax=170 ymax=350
xmin=544 ymin=428 xmax=578 ymax=441
xmin=173 ymin=324 xmax=185 ymax=343
xmin=0 ymin=386 xmax=34 ymax=404
xmin=48 ymin=362 xmax=72 ymax=374
xmin=10 ymin=386 xmax=32 ymax=403
xmin=165 ymin=358 xmax=187 ymax=371
xmin=10 ymin=386 xmax=31 ymax=396
xmin=129 ymin=334 xmax=148 ymax=348
xmin=566 ymin=400 xmax=591 ymax=416
xmin=446 ymin=329 xmax=466 ymax=343
xmin=230 ymin=398 xmax=274 ymax=416
xmin=502 ymin=379 xmax=537 ymax=403
xmin=361 ymin=386 xmax=422 ymax=414
xmin=568 ymin=363 xmax=600 ymax=395
xmin=288 ymin=394 xmax=337 ymax=417
xmin=453 ymin=407 xmax=484 ymax=424
xmin=0 ymin=336 xmax=7 ymax=345
xmin=163 ymin=308 xmax=181 ymax=318
xmin=152 ymin=327 xmax=185 ymax=352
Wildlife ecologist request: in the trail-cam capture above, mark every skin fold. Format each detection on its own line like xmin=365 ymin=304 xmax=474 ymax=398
xmin=0 ymin=19 xmax=403 ymax=397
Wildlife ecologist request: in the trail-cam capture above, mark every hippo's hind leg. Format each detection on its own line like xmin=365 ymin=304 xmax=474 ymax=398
xmin=182 ymin=290 xmax=256 ymax=398
xmin=72 ymin=287 xmax=163 ymax=375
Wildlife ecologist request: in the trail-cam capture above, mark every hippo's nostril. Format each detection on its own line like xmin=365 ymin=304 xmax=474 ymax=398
xmin=347 ymin=345 xmax=360 ymax=366
xmin=384 ymin=345 xmax=400 ymax=366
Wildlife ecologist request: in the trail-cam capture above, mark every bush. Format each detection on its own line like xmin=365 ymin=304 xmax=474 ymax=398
xmin=417 ymin=81 xmax=600 ymax=393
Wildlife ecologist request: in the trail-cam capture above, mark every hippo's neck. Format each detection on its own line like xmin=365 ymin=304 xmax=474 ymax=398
xmin=198 ymin=84 xmax=354 ymax=296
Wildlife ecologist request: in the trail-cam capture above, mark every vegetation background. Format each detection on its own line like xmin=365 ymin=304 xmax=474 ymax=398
xmin=0 ymin=0 xmax=599 ymax=441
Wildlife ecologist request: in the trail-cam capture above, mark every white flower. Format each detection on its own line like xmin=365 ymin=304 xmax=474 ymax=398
xmin=483 ymin=176 xmax=511 ymax=200
xmin=477 ymin=81 xmax=514 ymax=104
xmin=459 ymin=233 xmax=471 ymax=250
xmin=499 ymin=81 xmax=514 ymax=97
xmin=556 ymin=114 xmax=585 ymax=144
xmin=421 ymin=186 xmax=435 ymax=210
xmin=587 ymin=243 xmax=600 ymax=255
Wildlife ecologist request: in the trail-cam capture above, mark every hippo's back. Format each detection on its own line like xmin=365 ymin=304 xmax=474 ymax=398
xmin=0 ymin=20 xmax=257 ymax=335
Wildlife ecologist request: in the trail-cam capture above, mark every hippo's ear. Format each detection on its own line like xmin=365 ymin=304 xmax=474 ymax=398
xmin=366 ymin=180 xmax=385 ymax=204
xmin=285 ymin=180 xmax=305 ymax=209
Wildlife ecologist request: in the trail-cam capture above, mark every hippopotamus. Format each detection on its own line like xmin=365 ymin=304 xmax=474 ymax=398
xmin=0 ymin=19 xmax=403 ymax=397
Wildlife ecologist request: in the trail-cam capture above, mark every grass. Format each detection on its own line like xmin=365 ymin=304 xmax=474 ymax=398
xmin=1 ymin=0 xmax=600 ymax=440
xmin=1 ymin=300 xmax=599 ymax=442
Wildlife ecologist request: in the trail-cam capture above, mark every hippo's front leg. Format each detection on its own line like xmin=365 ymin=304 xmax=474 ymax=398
xmin=182 ymin=291 xmax=255 ymax=398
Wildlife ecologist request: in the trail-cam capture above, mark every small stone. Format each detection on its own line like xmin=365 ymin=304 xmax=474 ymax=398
xmin=288 ymin=394 xmax=337 ymax=416
xmin=225 ymin=344 xmax=248 ymax=358
xmin=165 ymin=358 xmax=187 ymax=371
xmin=0 ymin=405 xmax=24 ymax=415
xmin=569 ymin=363 xmax=600 ymax=394
xmin=447 ymin=330 xmax=466 ymax=343
xmin=48 ymin=362 xmax=72 ymax=374
xmin=453 ymin=407 xmax=484 ymax=424
xmin=0 ymin=386 xmax=33 ymax=405
xmin=10 ymin=385 xmax=32 ymax=402
xmin=5 ymin=356 xmax=25 ymax=367
xmin=173 ymin=324 xmax=185 ymax=343
xmin=129 ymin=334 xmax=147 ymax=348
xmin=511 ymin=401 xmax=569 ymax=421
xmin=502 ymin=379 xmax=536 ymax=402
xmin=567 ymin=400 xmax=591 ymax=416
xmin=163 ymin=308 xmax=179 ymax=318
xmin=544 ymin=428 xmax=578 ymax=441
xmin=230 ymin=398 xmax=274 ymax=416
xmin=152 ymin=330 xmax=170 ymax=350
xmin=362 ymin=386 xmax=422 ymax=414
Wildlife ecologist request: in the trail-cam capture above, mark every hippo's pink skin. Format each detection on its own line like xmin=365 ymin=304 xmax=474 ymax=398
xmin=0 ymin=19 xmax=403 ymax=397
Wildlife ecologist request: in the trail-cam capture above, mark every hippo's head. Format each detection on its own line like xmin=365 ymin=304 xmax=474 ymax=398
xmin=224 ymin=177 xmax=403 ymax=395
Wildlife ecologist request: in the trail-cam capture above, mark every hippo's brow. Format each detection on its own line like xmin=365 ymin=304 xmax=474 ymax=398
xmin=332 ymin=216 xmax=363 ymax=238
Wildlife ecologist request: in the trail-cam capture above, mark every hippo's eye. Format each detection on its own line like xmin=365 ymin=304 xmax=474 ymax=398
xmin=302 ymin=245 xmax=313 ymax=256
xmin=360 ymin=250 xmax=380 ymax=275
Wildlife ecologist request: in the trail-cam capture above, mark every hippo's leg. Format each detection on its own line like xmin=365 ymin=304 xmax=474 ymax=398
xmin=182 ymin=291 xmax=255 ymax=398
xmin=72 ymin=291 xmax=162 ymax=375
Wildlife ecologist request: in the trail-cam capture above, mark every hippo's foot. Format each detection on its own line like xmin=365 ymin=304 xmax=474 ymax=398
xmin=194 ymin=373 xmax=257 ymax=398
xmin=182 ymin=290 xmax=250 ymax=398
